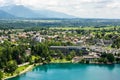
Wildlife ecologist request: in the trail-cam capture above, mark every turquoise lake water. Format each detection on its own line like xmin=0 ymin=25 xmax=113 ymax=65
xmin=8 ymin=63 xmax=120 ymax=80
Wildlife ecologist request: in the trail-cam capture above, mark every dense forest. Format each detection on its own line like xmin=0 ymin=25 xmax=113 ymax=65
xmin=0 ymin=18 xmax=120 ymax=29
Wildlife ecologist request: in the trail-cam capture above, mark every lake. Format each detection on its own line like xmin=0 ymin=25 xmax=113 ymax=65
xmin=8 ymin=63 xmax=120 ymax=80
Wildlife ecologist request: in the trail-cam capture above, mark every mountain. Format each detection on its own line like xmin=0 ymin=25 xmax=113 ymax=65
xmin=0 ymin=10 xmax=15 ymax=19
xmin=0 ymin=5 xmax=75 ymax=18
xmin=34 ymin=9 xmax=75 ymax=18
xmin=0 ymin=5 xmax=39 ymax=18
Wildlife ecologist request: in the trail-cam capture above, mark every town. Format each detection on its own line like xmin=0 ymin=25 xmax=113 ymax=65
xmin=0 ymin=26 xmax=120 ymax=79
xmin=1 ymin=0 xmax=120 ymax=79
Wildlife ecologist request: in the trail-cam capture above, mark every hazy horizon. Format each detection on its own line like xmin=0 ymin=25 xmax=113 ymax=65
xmin=0 ymin=0 xmax=120 ymax=19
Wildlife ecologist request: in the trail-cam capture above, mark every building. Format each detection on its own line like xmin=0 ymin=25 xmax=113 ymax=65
xmin=83 ymin=55 xmax=100 ymax=63
xmin=50 ymin=46 xmax=89 ymax=55
xmin=32 ymin=36 xmax=43 ymax=42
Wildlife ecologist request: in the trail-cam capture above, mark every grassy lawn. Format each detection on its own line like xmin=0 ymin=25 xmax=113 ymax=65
xmin=16 ymin=65 xmax=29 ymax=73
xmin=50 ymin=27 xmax=82 ymax=30
xmin=3 ymin=64 xmax=30 ymax=79
xmin=50 ymin=26 xmax=120 ymax=30
xmin=51 ymin=58 xmax=71 ymax=63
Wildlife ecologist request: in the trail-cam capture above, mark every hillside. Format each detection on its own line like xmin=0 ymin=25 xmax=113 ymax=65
xmin=0 ymin=5 xmax=75 ymax=18
xmin=0 ymin=10 xmax=16 ymax=19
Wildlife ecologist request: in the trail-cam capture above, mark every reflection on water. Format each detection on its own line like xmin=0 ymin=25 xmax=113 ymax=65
xmin=96 ymin=64 xmax=115 ymax=70
xmin=33 ymin=63 xmax=117 ymax=72
xmin=33 ymin=63 xmax=89 ymax=72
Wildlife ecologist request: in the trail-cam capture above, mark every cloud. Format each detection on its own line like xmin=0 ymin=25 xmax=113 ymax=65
xmin=80 ymin=0 xmax=109 ymax=3
xmin=0 ymin=0 xmax=120 ymax=18
xmin=106 ymin=0 xmax=120 ymax=8
xmin=0 ymin=0 xmax=3 ymax=3
xmin=0 ymin=0 xmax=5 ymax=6
xmin=0 ymin=0 xmax=22 ymax=6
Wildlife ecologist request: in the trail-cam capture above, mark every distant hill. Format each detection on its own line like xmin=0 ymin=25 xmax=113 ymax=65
xmin=0 ymin=10 xmax=15 ymax=19
xmin=0 ymin=5 xmax=75 ymax=18
xmin=1 ymin=18 xmax=120 ymax=29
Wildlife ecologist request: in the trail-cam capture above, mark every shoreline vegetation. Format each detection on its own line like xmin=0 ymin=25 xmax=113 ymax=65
xmin=3 ymin=59 xmax=71 ymax=80
xmin=3 ymin=59 xmax=118 ymax=80
xmin=3 ymin=59 xmax=69 ymax=80
xmin=4 ymin=63 xmax=43 ymax=80
xmin=3 ymin=65 xmax=34 ymax=80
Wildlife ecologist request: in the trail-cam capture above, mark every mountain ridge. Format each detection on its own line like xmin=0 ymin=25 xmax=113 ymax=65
xmin=0 ymin=5 xmax=75 ymax=19
xmin=0 ymin=10 xmax=16 ymax=19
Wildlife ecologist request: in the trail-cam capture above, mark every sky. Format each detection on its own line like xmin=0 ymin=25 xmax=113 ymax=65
xmin=0 ymin=0 xmax=120 ymax=19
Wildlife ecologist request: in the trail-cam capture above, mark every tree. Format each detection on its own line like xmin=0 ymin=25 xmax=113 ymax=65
xmin=86 ymin=60 xmax=90 ymax=64
xmin=66 ymin=55 xmax=72 ymax=61
xmin=78 ymin=50 xmax=83 ymax=56
xmin=57 ymin=50 xmax=64 ymax=59
xmin=79 ymin=59 xmax=85 ymax=63
xmin=101 ymin=53 xmax=115 ymax=63
xmin=4 ymin=60 xmax=18 ymax=74
xmin=70 ymin=50 xmax=76 ymax=58
xmin=116 ymin=58 xmax=120 ymax=63
xmin=35 ymin=56 xmax=42 ymax=63
xmin=66 ymin=50 xmax=76 ymax=60
xmin=107 ymin=54 xmax=115 ymax=63
xmin=98 ymin=58 xmax=108 ymax=63
xmin=112 ymin=37 xmax=120 ymax=48
xmin=0 ymin=71 xmax=3 ymax=80
xmin=59 ymin=52 xmax=64 ymax=59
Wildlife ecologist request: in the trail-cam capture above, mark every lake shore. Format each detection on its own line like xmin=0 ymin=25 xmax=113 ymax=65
xmin=3 ymin=59 xmax=71 ymax=80
xmin=3 ymin=60 xmax=117 ymax=80
xmin=4 ymin=63 xmax=43 ymax=80
xmin=3 ymin=60 xmax=70 ymax=80
xmin=5 ymin=63 xmax=120 ymax=80
xmin=4 ymin=65 xmax=34 ymax=80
